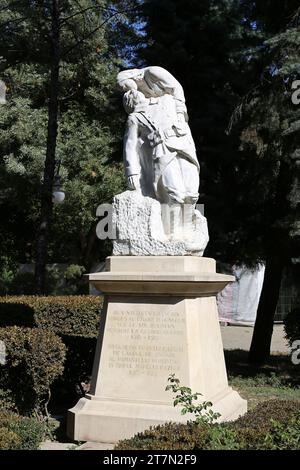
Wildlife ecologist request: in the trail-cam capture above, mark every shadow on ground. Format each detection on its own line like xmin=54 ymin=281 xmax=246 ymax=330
xmin=225 ymin=349 xmax=300 ymax=386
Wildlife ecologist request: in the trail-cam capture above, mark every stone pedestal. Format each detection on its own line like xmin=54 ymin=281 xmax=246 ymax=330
xmin=68 ymin=257 xmax=247 ymax=443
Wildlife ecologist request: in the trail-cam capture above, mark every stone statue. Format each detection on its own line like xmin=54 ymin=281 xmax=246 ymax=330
xmin=69 ymin=69 xmax=245 ymax=444
xmin=114 ymin=66 xmax=209 ymax=256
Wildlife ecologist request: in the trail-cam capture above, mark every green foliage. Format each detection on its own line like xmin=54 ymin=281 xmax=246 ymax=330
xmin=230 ymin=400 xmax=300 ymax=450
xmin=227 ymin=7 xmax=300 ymax=266
xmin=263 ymin=417 xmax=300 ymax=450
xmin=0 ymin=388 xmax=16 ymax=412
xmin=284 ymin=303 xmax=300 ymax=346
xmin=0 ymin=0 xmax=135 ymax=270
xmin=0 ymin=327 xmax=66 ymax=414
xmin=0 ymin=427 xmax=21 ymax=450
xmin=232 ymin=399 xmax=299 ymax=432
xmin=0 ymin=264 xmax=90 ymax=296
xmin=0 ymin=295 xmax=101 ymax=337
xmin=141 ymin=0 xmax=262 ymax=265
xmin=64 ymin=264 xmax=86 ymax=281
xmin=166 ymin=374 xmax=221 ymax=424
xmin=208 ymin=425 xmax=240 ymax=450
xmin=115 ymin=399 xmax=300 ymax=450
xmin=0 ymin=410 xmax=47 ymax=450
xmin=0 ymin=256 xmax=17 ymax=295
xmin=0 ymin=295 xmax=101 ymax=403
xmin=115 ymin=421 xmax=213 ymax=450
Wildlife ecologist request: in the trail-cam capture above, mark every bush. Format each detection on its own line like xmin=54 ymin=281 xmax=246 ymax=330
xmin=0 ymin=427 xmax=21 ymax=450
xmin=0 ymin=388 xmax=16 ymax=411
xmin=115 ymin=421 xmax=213 ymax=450
xmin=0 ymin=410 xmax=46 ymax=450
xmin=263 ymin=417 xmax=300 ymax=450
xmin=230 ymin=399 xmax=300 ymax=450
xmin=0 ymin=296 xmax=102 ymax=406
xmin=284 ymin=304 xmax=300 ymax=347
xmin=115 ymin=400 xmax=300 ymax=450
xmin=0 ymin=327 xmax=66 ymax=414
xmin=0 ymin=295 xmax=102 ymax=337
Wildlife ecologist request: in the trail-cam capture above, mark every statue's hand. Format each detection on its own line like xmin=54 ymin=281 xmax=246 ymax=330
xmin=127 ymin=174 xmax=141 ymax=191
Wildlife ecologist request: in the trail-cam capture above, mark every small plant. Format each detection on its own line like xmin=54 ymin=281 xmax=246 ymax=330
xmin=208 ymin=425 xmax=240 ymax=450
xmin=263 ymin=416 xmax=300 ymax=450
xmin=165 ymin=374 xmax=221 ymax=425
xmin=284 ymin=303 xmax=300 ymax=347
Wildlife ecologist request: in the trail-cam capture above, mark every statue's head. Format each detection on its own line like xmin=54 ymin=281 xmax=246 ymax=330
xmin=117 ymin=69 xmax=144 ymax=92
xmin=123 ymin=89 xmax=147 ymax=114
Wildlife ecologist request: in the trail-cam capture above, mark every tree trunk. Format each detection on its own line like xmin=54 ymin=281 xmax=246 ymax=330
xmin=249 ymin=152 xmax=291 ymax=365
xmin=35 ymin=1 xmax=60 ymax=294
xmin=249 ymin=254 xmax=285 ymax=364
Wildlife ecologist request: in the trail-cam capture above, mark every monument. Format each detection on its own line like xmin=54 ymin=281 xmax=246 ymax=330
xmin=68 ymin=66 xmax=247 ymax=443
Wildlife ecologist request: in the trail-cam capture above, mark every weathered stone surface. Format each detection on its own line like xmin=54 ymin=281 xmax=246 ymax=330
xmin=112 ymin=191 xmax=209 ymax=256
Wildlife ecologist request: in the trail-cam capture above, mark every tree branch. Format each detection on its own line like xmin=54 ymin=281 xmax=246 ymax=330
xmin=0 ymin=15 xmax=28 ymax=31
xmin=60 ymin=3 xmax=115 ymax=26
xmin=62 ymin=9 xmax=130 ymax=58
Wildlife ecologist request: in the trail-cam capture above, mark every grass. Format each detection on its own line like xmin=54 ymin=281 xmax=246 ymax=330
xmin=225 ymin=349 xmax=300 ymax=409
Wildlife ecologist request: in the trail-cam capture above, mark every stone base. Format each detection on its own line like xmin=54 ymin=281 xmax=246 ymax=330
xmin=68 ymin=388 xmax=246 ymax=443
xmin=112 ymin=191 xmax=209 ymax=256
xmin=67 ymin=257 xmax=247 ymax=443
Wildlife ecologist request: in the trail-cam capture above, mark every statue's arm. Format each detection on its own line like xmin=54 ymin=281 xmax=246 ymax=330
xmin=123 ymin=115 xmax=141 ymax=191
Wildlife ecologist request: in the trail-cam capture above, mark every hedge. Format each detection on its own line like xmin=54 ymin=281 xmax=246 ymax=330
xmin=0 ymin=295 xmax=102 ymax=337
xmin=0 ymin=296 xmax=103 ymax=409
xmin=0 ymin=327 xmax=66 ymax=414
xmin=0 ymin=410 xmax=47 ymax=450
xmin=115 ymin=400 xmax=300 ymax=450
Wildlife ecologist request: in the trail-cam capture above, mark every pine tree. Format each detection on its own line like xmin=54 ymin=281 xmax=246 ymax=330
xmin=140 ymin=0 xmax=300 ymax=363
xmin=139 ymin=0 xmax=261 ymax=262
xmin=0 ymin=1 xmax=138 ymax=292
xmin=234 ymin=8 xmax=300 ymax=363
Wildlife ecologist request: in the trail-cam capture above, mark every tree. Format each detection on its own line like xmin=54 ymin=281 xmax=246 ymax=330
xmin=0 ymin=1 xmax=139 ymax=293
xmin=242 ymin=15 xmax=300 ymax=364
xmin=139 ymin=0 xmax=262 ymax=263
xmin=141 ymin=0 xmax=299 ymax=364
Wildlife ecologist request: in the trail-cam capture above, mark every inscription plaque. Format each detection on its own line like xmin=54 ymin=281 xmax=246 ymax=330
xmin=96 ymin=298 xmax=189 ymax=402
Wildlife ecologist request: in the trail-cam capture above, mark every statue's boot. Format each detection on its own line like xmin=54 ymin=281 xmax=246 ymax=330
xmin=169 ymin=204 xmax=183 ymax=240
xmin=182 ymin=203 xmax=196 ymax=240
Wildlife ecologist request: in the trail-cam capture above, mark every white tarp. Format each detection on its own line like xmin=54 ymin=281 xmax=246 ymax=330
xmin=217 ymin=264 xmax=265 ymax=325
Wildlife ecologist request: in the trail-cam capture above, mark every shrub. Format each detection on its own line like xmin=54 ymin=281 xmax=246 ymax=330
xmin=0 ymin=256 xmax=17 ymax=295
xmin=0 ymin=388 xmax=16 ymax=411
xmin=230 ymin=399 xmax=300 ymax=450
xmin=0 ymin=410 xmax=46 ymax=450
xmin=284 ymin=304 xmax=300 ymax=347
xmin=0 ymin=327 xmax=66 ymax=414
xmin=232 ymin=399 xmax=299 ymax=431
xmin=0 ymin=427 xmax=21 ymax=450
xmin=0 ymin=295 xmax=102 ymax=337
xmin=0 ymin=296 xmax=102 ymax=406
xmin=115 ymin=421 xmax=213 ymax=450
xmin=263 ymin=417 xmax=300 ymax=450
xmin=115 ymin=400 xmax=300 ymax=450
